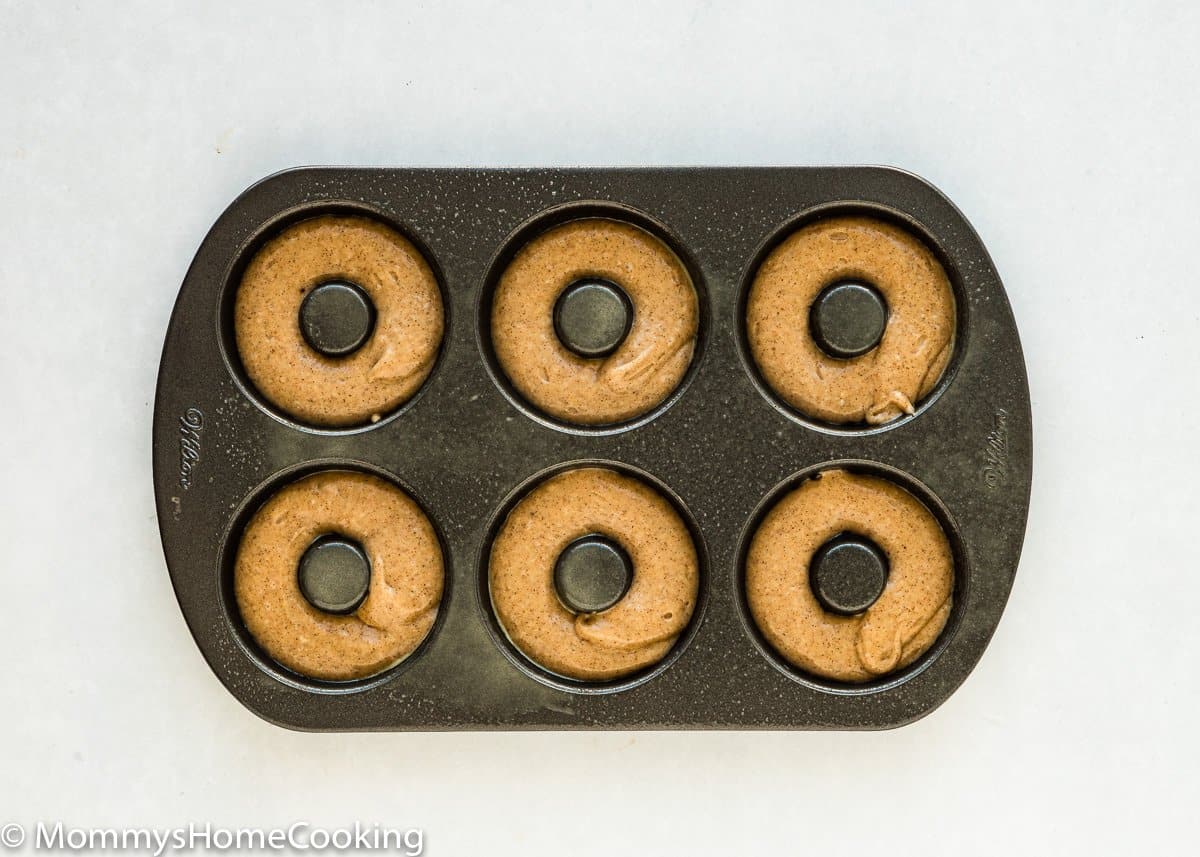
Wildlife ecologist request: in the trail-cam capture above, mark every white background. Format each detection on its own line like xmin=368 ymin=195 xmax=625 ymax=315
xmin=2 ymin=2 xmax=1198 ymax=854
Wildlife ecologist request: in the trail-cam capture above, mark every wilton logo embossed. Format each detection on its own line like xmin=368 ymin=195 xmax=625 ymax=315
xmin=178 ymin=408 xmax=204 ymax=490
xmin=983 ymin=408 xmax=1009 ymax=489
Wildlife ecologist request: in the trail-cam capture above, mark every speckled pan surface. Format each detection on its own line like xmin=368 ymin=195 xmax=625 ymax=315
xmin=153 ymin=166 xmax=1031 ymax=731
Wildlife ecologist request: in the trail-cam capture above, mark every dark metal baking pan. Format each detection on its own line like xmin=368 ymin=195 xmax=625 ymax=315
xmin=153 ymin=166 xmax=1031 ymax=730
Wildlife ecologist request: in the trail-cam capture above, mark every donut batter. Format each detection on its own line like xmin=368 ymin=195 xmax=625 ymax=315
xmin=746 ymin=216 xmax=955 ymax=425
xmin=235 ymin=215 xmax=443 ymax=427
xmin=235 ymin=470 xmax=444 ymax=681
xmin=744 ymin=468 xmax=953 ymax=682
xmin=489 ymin=467 xmax=699 ymax=681
xmin=491 ymin=218 xmax=698 ymax=425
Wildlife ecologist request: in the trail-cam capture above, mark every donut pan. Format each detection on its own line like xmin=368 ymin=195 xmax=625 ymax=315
xmin=153 ymin=166 xmax=1031 ymax=731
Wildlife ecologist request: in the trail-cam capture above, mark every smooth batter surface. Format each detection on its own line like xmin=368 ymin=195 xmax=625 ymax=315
xmin=489 ymin=467 xmax=699 ymax=681
xmin=745 ymin=469 xmax=953 ymax=682
xmin=491 ymin=219 xmax=698 ymax=425
xmin=746 ymin=216 xmax=956 ymax=425
xmin=235 ymin=471 xmax=444 ymax=681
xmin=235 ymin=215 xmax=443 ymax=427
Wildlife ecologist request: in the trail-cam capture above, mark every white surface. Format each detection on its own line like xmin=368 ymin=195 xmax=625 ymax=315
xmin=2 ymin=2 xmax=1198 ymax=854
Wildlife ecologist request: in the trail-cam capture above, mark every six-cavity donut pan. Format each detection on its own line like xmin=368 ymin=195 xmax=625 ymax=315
xmin=153 ymin=166 xmax=1031 ymax=731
